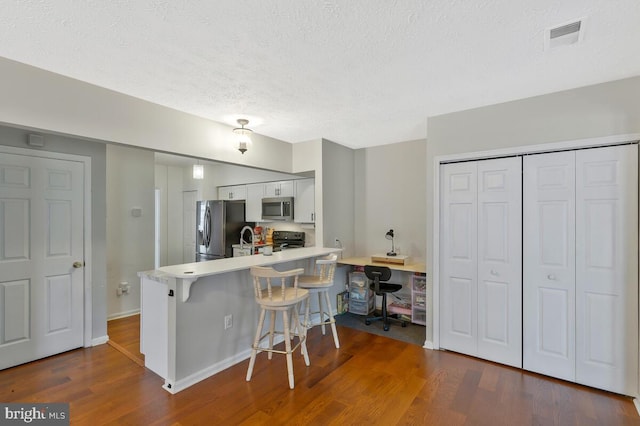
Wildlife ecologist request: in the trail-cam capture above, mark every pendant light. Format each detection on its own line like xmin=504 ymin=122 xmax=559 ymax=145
xmin=193 ymin=161 xmax=204 ymax=180
xmin=233 ymin=119 xmax=253 ymax=154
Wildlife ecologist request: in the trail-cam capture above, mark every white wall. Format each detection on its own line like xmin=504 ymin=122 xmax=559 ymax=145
xmin=0 ymin=56 xmax=294 ymax=173
xmin=354 ymin=139 xmax=427 ymax=260
xmin=426 ymin=75 xmax=640 ymax=343
xmin=106 ymin=144 xmax=155 ymax=318
xmin=322 ymin=139 xmax=355 ymax=258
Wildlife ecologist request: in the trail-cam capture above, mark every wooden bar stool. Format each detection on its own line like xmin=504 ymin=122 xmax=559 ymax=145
xmin=246 ymin=266 xmax=309 ymax=389
xmin=298 ymin=253 xmax=340 ymax=348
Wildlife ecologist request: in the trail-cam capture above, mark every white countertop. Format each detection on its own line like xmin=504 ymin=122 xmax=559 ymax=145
xmin=157 ymin=247 xmax=341 ymax=280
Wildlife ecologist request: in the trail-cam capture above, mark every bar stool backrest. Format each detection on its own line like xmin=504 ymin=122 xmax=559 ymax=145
xmin=250 ymin=266 xmax=305 ymax=302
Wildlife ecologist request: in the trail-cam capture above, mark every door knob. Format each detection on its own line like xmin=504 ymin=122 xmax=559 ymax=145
xmin=73 ymin=261 xmax=84 ymax=268
xmin=490 ymin=270 xmax=499 ymax=276
xmin=547 ymin=274 xmax=556 ymax=280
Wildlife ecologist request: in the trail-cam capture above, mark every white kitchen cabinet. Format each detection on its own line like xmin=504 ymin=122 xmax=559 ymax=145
xmin=440 ymin=156 xmax=522 ymax=368
xmin=245 ymin=183 xmax=264 ymax=222
xmin=263 ymin=180 xmax=293 ymax=197
xmin=523 ymin=145 xmax=638 ymax=395
xmin=218 ymin=185 xmax=247 ymax=201
xmin=294 ymin=178 xmax=315 ymax=223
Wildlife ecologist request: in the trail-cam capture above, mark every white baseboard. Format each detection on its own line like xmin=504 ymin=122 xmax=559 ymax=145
xmin=634 ymin=398 xmax=640 ymax=416
xmin=107 ymin=309 xmax=141 ymax=321
xmin=162 ymin=335 xmax=286 ymax=394
xmin=91 ymin=335 xmax=109 ymax=346
xmin=423 ymin=340 xmax=434 ymax=349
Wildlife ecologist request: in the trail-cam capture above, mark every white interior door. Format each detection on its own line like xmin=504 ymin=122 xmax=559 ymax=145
xmin=575 ymin=145 xmax=638 ymax=395
xmin=476 ymin=157 xmax=522 ymax=367
xmin=0 ymin=152 xmax=85 ymax=369
xmin=440 ymin=161 xmax=478 ymax=356
xmin=523 ymin=151 xmax=576 ymax=381
xmin=182 ymin=190 xmax=197 ymax=263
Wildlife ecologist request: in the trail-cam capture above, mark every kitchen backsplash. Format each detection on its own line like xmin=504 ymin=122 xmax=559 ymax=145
xmin=259 ymin=222 xmax=316 ymax=247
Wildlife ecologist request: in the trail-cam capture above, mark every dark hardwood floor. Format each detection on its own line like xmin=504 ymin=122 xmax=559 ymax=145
xmin=106 ymin=314 xmax=144 ymax=366
xmin=1 ymin=315 xmax=638 ymax=425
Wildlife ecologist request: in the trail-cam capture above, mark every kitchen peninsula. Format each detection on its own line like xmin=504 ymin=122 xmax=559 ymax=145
xmin=139 ymin=247 xmax=341 ymax=394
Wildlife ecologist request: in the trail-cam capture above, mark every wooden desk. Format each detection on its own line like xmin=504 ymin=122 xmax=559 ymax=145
xmin=338 ymin=256 xmax=426 ymax=274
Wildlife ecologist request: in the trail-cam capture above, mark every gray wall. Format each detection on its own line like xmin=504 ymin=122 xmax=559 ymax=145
xmin=322 ymin=139 xmax=356 ymax=258
xmin=0 ymin=125 xmax=108 ymax=341
xmin=0 ymin=56 xmax=294 ymax=173
xmin=426 ymin=75 xmax=640 ymax=343
xmin=107 ymin=144 xmax=155 ymax=318
xmin=354 ymin=139 xmax=427 ymax=260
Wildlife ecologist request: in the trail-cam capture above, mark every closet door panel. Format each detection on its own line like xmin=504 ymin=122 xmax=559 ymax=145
xmin=575 ymin=145 xmax=638 ymax=395
xmin=440 ymin=162 xmax=478 ymax=355
xmin=523 ymin=151 xmax=576 ymax=381
xmin=477 ymin=157 xmax=522 ymax=367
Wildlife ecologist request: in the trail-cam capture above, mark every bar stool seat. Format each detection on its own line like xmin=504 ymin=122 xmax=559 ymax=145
xmin=298 ymin=253 xmax=340 ymax=348
xmin=246 ymin=266 xmax=309 ymax=389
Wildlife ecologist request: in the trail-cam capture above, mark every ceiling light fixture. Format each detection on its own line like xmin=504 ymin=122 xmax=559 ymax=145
xmin=192 ymin=163 xmax=204 ymax=180
xmin=233 ymin=119 xmax=253 ymax=154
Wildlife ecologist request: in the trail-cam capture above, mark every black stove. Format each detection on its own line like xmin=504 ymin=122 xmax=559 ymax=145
xmin=272 ymin=231 xmax=305 ymax=251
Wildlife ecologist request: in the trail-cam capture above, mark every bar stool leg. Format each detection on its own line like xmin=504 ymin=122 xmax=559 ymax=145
xmin=292 ymin=305 xmax=310 ymax=365
xmin=268 ymin=310 xmax=276 ymax=359
xmin=303 ymin=297 xmax=311 ymax=335
xmin=318 ymin=293 xmax=326 ymax=335
xmin=282 ymin=309 xmax=295 ymax=389
xmin=323 ymin=290 xmax=340 ymax=348
xmin=246 ymin=308 xmax=266 ymax=382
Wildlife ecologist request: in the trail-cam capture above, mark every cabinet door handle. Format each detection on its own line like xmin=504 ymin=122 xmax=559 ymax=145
xmin=547 ymin=274 xmax=557 ymax=280
xmin=490 ymin=269 xmax=498 ymax=276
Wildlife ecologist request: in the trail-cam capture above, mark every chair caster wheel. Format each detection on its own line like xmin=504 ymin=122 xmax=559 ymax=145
xmin=402 ymin=322 xmax=407 ymax=328
xmin=365 ymin=320 xmax=371 ymax=326
xmin=384 ymin=324 xmax=389 ymax=331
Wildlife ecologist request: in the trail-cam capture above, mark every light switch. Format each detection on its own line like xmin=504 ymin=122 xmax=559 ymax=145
xmin=131 ymin=207 xmax=142 ymax=217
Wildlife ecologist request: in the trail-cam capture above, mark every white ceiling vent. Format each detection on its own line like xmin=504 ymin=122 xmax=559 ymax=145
xmin=545 ymin=18 xmax=585 ymax=50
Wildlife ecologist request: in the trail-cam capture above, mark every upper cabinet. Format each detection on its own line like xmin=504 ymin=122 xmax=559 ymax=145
xmin=245 ymin=183 xmax=264 ymax=222
xmin=294 ymin=178 xmax=315 ymax=223
xmin=218 ymin=185 xmax=247 ymax=201
xmin=217 ymin=178 xmax=314 ymax=223
xmin=263 ymin=180 xmax=293 ymax=197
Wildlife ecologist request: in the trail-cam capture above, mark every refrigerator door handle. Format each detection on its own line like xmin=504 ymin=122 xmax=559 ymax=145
xmin=204 ymin=206 xmax=211 ymax=248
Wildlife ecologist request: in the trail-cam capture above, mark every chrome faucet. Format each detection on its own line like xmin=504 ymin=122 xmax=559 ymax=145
xmin=240 ymin=226 xmax=255 ymax=255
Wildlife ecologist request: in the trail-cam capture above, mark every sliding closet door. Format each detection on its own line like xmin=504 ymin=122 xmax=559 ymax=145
xmin=575 ymin=145 xmax=638 ymax=395
xmin=440 ymin=161 xmax=478 ymax=356
xmin=523 ymin=151 xmax=576 ymax=381
xmin=476 ymin=158 xmax=522 ymax=367
xmin=441 ymin=157 xmax=521 ymax=367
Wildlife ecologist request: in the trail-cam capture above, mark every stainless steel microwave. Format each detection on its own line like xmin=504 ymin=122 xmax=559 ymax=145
xmin=262 ymin=197 xmax=294 ymax=221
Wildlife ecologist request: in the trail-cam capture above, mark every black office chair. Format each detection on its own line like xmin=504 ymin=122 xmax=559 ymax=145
xmin=364 ymin=265 xmax=407 ymax=331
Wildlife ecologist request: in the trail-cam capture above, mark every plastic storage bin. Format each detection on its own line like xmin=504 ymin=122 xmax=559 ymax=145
xmin=348 ymin=272 xmax=374 ymax=315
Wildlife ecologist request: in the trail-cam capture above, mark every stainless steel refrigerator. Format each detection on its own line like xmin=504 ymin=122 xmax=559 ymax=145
xmin=196 ymin=200 xmax=251 ymax=261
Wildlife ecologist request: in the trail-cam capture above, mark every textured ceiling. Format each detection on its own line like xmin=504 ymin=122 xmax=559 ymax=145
xmin=1 ymin=1 xmax=639 ymax=148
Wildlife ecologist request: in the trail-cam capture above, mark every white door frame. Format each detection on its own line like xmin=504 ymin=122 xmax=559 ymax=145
xmin=432 ymin=132 xmax=640 ymax=352
xmin=0 ymin=145 xmax=92 ymax=347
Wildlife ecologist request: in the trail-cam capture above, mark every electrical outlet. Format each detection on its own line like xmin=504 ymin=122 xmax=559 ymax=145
xmin=224 ymin=314 xmax=233 ymax=330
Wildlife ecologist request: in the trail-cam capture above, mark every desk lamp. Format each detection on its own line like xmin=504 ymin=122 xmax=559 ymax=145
xmin=385 ymin=229 xmax=396 ymax=256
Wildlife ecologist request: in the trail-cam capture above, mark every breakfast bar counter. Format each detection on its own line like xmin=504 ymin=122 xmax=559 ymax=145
xmin=139 ymin=247 xmax=341 ymax=393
